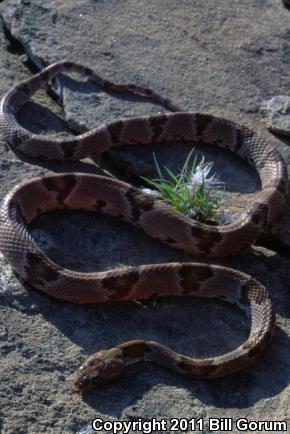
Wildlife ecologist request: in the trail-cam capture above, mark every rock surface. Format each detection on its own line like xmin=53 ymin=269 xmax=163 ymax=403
xmin=261 ymin=95 xmax=290 ymax=136
xmin=0 ymin=1 xmax=290 ymax=433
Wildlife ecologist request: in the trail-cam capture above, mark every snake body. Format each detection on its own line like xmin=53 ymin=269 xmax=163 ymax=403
xmin=0 ymin=61 xmax=288 ymax=392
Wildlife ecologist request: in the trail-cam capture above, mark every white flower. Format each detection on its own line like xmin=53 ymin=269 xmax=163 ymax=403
xmin=140 ymin=187 xmax=160 ymax=199
xmin=189 ymin=158 xmax=224 ymax=192
xmin=186 ymin=208 xmax=197 ymax=218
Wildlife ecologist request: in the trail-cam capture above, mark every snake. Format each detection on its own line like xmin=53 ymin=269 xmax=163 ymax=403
xmin=0 ymin=61 xmax=288 ymax=392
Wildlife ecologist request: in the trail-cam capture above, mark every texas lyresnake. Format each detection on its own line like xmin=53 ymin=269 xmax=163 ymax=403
xmin=0 ymin=61 xmax=287 ymax=392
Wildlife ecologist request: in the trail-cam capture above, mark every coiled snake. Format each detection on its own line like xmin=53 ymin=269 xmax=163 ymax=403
xmin=0 ymin=61 xmax=288 ymax=392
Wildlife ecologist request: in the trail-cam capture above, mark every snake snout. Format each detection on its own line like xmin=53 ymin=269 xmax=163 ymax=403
xmin=74 ymin=347 xmax=126 ymax=392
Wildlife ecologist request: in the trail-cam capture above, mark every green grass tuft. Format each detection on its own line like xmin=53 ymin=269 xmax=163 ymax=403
xmin=141 ymin=149 xmax=225 ymax=225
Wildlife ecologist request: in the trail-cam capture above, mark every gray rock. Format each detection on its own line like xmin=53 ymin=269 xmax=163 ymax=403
xmin=2 ymin=0 xmax=290 ymax=249
xmin=0 ymin=1 xmax=289 ymax=433
xmin=261 ymin=96 xmax=290 ymax=136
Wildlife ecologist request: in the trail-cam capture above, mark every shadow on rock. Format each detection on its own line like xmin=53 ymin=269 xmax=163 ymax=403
xmin=16 ymin=275 xmax=290 ymax=414
xmin=78 ymin=326 xmax=290 ymax=415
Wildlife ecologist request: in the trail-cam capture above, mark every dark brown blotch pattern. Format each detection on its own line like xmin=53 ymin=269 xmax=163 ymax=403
xmin=239 ymin=125 xmax=256 ymax=144
xmin=102 ymin=80 xmax=115 ymax=90
xmin=243 ymin=330 xmax=273 ymax=360
xmin=11 ymin=200 xmax=27 ymax=225
xmin=16 ymin=83 xmax=30 ymax=95
xmin=164 ymin=237 xmax=177 ymax=244
xmin=42 ymin=175 xmax=77 ymax=206
xmin=26 ymin=252 xmax=59 ymax=287
xmin=276 ymin=176 xmax=288 ymax=197
xmin=234 ymin=128 xmax=245 ymax=152
xmin=191 ymin=226 xmax=222 ymax=255
xmin=125 ymin=188 xmax=155 ymax=222
xmin=239 ymin=281 xmax=251 ymax=306
xmin=149 ymin=115 xmax=168 ymax=142
xmin=247 ymin=343 xmax=263 ymax=359
xmin=179 ymin=264 xmax=213 ymax=295
xmin=107 ymin=120 xmax=124 ymax=145
xmin=177 ymin=359 xmax=217 ymax=377
xmin=144 ymin=88 xmax=153 ymax=95
xmin=102 ymin=271 xmax=140 ymax=300
xmin=120 ymin=341 xmax=151 ymax=359
xmin=240 ymin=279 xmax=265 ymax=306
xmin=251 ymin=203 xmax=269 ymax=226
xmin=195 ymin=113 xmax=212 ymax=138
xmin=83 ymin=67 xmax=93 ymax=76
xmin=95 ymin=199 xmax=107 ymax=212
xmin=61 ymin=141 xmax=78 ymax=159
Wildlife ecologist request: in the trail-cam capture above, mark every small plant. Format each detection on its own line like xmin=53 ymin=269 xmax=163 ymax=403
xmin=141 ymin=149 xmax=227 ymax=225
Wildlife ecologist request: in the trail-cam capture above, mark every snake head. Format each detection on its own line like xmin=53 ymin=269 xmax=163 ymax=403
xmin=74 ymin=347 xmax=126 ymax=392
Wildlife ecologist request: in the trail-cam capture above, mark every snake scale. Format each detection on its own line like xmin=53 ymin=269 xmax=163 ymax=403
xmin=0 ymin=61 xmax=288 ymax=392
